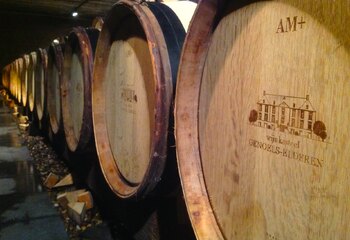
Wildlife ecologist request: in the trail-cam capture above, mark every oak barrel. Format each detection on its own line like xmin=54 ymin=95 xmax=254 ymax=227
xmin=92 ymin=0 xmax=196 ymax=199
xmin=10 ymin=60 xmax=19 ymax=100
xmin=34 ymin=48 xmax=48 ymax=123
xmin=2 ymin=64 xmax=10 ymax=90
xmin=2 ymin=65 xmax=9 ymax=88
xmin=10 ymin=61 xmax=15 ymax=99
xmin=1 ymin=67 xmax=4 ymax=88
xmin=47 ymin=41 xmax=64 ymax=134
xmin=61 ymin=27 xmax=99 ymax=153
xmin=91 ymin=17 xmax=104 ymax=31
xmin=175 ymin=1 xmax=350 ymax=239
xmin=27 ymin=51 xmax=37 ymax=112
xmin=9 ymin=61 xmax=16 ymax=100
xmin=14 ymin=58 xmax=23 ymax=104
xmin=21 ymin=54 xmax=30 ymax=107
xmin=9 ymin=63 xmax=14 ymax=97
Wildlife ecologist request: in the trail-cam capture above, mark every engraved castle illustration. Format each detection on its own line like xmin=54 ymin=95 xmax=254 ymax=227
xmin=249 ymin=91 xmax=327 ymax=141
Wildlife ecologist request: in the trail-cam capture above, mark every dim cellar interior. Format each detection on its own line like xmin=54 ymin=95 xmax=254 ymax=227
xmin=0 ymin=0 xmax=349 ymax=240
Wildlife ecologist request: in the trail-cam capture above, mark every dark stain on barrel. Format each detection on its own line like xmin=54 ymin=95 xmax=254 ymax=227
xmin=192 ymin=211 xmax=200 ymax=217
xmin=181 ymin=113 xmax=189 ymax=121
xmin=233 ymin=172 xmax=239 ymax=184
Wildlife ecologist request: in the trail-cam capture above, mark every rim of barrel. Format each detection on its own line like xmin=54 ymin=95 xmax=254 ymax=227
xmin=10 ymin=62 xmax=15 ymax=98
xmin=2 ymin=64 xmax=11 ymax=90
xmin=12 ymin=60 xmax=19 ymax=100
xmin=62 ymin=27 xmax=95 ymax=152
xmin=8 ymin=63 xmax=13 ymax=96
xmin=11 ymin=61 xmax=16 ymax=100
xmin=92 ymin=16 xmax=104 ymax=31
xmin=47 ymin=41 xmax=64 ymax=134
xmin=35 ymin=48 xmax=48 ymax=121
xmin=175 ymin=0 xmax=225 ymax=239
xmin=5 ymin=64 xmax=11 ymax=90
xmin=16 ymin=58 xmax=24 ymax=104
xmin=28 ymin=51 xmax=37 ymax=112
xmin=21 ymin=54 xmax=30 ymax=107
xmin=92 ymin=0 xmax=172 ymax=199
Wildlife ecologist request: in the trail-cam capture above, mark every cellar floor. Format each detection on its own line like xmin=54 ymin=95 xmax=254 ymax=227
xmin=0 ymin=96 xmax=68 ymax=240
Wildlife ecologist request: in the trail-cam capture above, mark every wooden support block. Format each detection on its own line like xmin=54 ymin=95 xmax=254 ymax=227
xmin=67 ymin=202 xmax=86 ymax=225
xmin=19 ymin=123 xmax=29 ymax=130
xmin=57 ymin=193 xmax=69 ymax=209
xmin=66 ymin=189 xmax=86 ymax=203
xmin=18 ymin=115 xmax=28 ymax=124
xmin=44 ymin=173 xmax=59 ymax=189
xmin=53 ymin=174 xmax=73 ymax=188
xmin=77 ymin=191 xmax=94 ymax=210
xmin=56 ymin=189 xmax=86 ymax=209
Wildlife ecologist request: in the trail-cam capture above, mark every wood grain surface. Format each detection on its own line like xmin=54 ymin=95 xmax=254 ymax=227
xmin=11 ymin=60 xmax=17 ymax=101
xmin=34 ymin=49 xmax=47 ymax=121
xmin=52 ymin=63 xmax=60 ymax=126
xmin=21 ymin=54 xmax=30 ymax=107
xmin=28 ymin=51 xmax=37 ymax=112
xmin=92 ymin=0 xmax=176 ymax=198
xmin=92 ymin=17 xmax=104 ymax=31
xmin=2 ymin=65 xmax=10 ymax=89
xmin=61 ymin=27 xmax=98 ymax=152
xmin=176 ymin=1 xmax=350 ymax=239
xmin=105 ymin=16 xmax=155 ymax=184
xmin=47 ymin=44 xmax=63 ymax=134
xmin=15 ymin=58 xmax=23 ymax=104
xmin=69 ymin=53 xmax=84 ymax=143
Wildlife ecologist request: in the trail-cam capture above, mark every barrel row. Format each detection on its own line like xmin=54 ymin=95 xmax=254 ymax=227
xmin=1 ymin=0 xmax=198 ymax=228
xmin=2 ymin=1 xmax=349 ymax=239
xmin=3 ymin=0 xmax=196 ymax=200
xmin=2 ymin=51 xmax=42 ymax=112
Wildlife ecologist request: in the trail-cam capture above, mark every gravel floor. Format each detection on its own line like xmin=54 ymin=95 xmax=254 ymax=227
xmin=19 ymin=125 xmax=112 ymax=240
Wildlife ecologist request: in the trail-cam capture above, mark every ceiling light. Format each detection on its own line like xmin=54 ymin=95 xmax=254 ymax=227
xmin=71 ymin=0 xmax=88 ymax=18
xmin=53 ymin=39 xmax=59 ymax=44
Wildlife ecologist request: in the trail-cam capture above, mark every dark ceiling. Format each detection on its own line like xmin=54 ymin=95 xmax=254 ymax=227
xmin=0 ymin=0 xmax=120 ymax=69
xmin=0 ymin=0 xmax=117 ymax=19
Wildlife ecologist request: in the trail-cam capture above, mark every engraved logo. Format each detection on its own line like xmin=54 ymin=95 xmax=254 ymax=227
xmin=121 ymin=88 xmax=137 ymax=103
xmin=276 ymin=16 xmax=306 ymax=33
xmin=249 ymin=91 xmax=327 ymax=142
xmin=120 ymin=88 xmax=137 ymax=114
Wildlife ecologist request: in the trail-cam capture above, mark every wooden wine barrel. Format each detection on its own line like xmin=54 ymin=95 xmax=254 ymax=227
xmin=11 ymin=60 xmax=19 ymax=99
xmin=1 ymin=68 xmax=4 ymax=88
xmin=9 ymin=61 xmax=16 ymax=99
xmin=34 ymin=48 xmax=48 ymax=123
xmin=27 ymin=51 xmax=37 ymax=112
xmin=14 ymin=58 xmax=24 ymax=104
xmin=91 ymin=17 xmax=104 ymax=31
xmin=47 ymin=41 xmax=64 ymax=134
xmin=9 ymin=63 xmax=14 ymax=96
xmin=175 ymin=1 xmax=350 ymax=239
xmin=92 ymin=0 xmax=196 ymax=199
xmin=2 ymin=64 xmax=10 ymax=89
xmin=61 ymin=27 xmax=99 ymax=153
xmin=1 ymin=64 xmax=11 ymax=88
xmin=5 ymin=64 xmax=11 ymax=89
xmin=21 ymin=54 xmax=30 ymax=107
